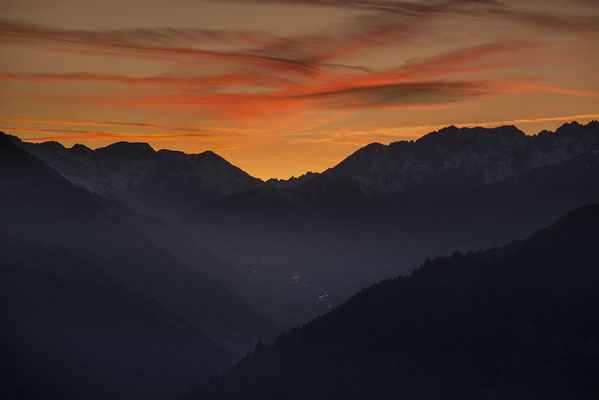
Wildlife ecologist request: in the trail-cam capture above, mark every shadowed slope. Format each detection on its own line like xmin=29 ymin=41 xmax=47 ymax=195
xmin=0 ymin=131 xmax=277 ymax=357
xmin=188 ymin=204 xmax=599 ymax=400
xmin=0 ymin=235 xmax=230 ymax=400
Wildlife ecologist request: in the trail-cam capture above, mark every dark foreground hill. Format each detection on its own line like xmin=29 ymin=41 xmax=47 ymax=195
xmin=188 ymin=204 xmax=599 ymax=400
xmin=0 ymin=235 xmax=230 ymax=400
xmin=10 ymin=134 xmax=291 ymax=329
xmin=0 ymin=131 xmax=277 ymax=358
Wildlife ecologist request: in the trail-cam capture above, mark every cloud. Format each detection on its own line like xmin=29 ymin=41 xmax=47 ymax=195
xmin=286 ymin=80 xmax=487 ymax=108
xmin=217 ymin=0 xmax=599 ymax=32
xmin=210 ymin=0 xmax=485 ymax=14
xmin=0 ymin=117 xmax=308 ymax=140
xmin=391 ymin=41 xmax=540 ymax=79
xmin=2 ymin=2 xmax=596 ymax=135
xmin=0 ymin=126 xmax=231 ymax=138
xmin=7 ymin=34 xmax=586 ymax=130
xmin=66 ymin=40 xmax=540 ymax=114
xmin=0 ymin=20 xmax=322 ymax=78
xmin=0 ymin=20 xmax=274 ymax=48
xmin=0 ymin=72 xmax=296 ymax=90
xmin=499 ymin=84 xmax=599 ymax=98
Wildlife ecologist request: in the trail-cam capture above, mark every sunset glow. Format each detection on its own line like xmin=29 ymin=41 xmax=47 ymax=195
xmin=1 ymin=0 xmax=598 ymax=179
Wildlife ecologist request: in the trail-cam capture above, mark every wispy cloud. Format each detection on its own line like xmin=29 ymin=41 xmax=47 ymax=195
xmin=0 ymin=20 xmax=275 ymax=48
xmin=0 ymin=72 xmax=296 ymax=90
xmin=2 ymin=0 xmax=597 ymax=179
xmin=286 ymin=80 xmax=487 ymax=108
xmin=0 ymin=20 xmax=327 ymax=78
xmin=1 ymin=10 xmax=592 ymax=122
xmin=0 ymin=118 xmax=272 ymax=136
xmin=0 ymin=126 xmax=237 ymax=139
xmin=217 ymin=0 xmax=599 ymax=31
xmin=49 ymin=37 xmax=589 ymax=123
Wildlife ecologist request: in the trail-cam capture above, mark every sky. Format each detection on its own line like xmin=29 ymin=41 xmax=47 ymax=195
xmin=1 ymin=0 xmax=598 ymax=179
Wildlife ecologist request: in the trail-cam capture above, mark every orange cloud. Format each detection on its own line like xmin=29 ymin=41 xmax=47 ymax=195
xmin=0 ymin=118 xmax=253 ymax=134
xmin=0 ymin=21 xmax=325 ymax=79
xmin=0 ymin=126 xmax=239 ymax=140
xmin=222 ymin=0 xmax=599 ymax=32
xmin=500 ymin=84 xmax=599 ymax=98
xmin=2 ymin=0 xmax=597 ymax=181
xmin=0 ymin=72 xmax=298 ymax=91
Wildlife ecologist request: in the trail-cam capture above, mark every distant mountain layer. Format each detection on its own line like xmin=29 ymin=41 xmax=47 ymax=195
xmin=9 ymin=121 xmax=599 ymax=330
xmin=13 ymin=121 xmax=598 ymax=221
xmin=177 ymin=121 xmax=599 ymax=320
xmin=13 ymin=139 xmax=261 ymax=220
xmin=0 ymin=236 xmax=230 ymax=400
xmin=0 ymin=132 xmax=277 ymax=360
xmin=95 ymin=195 xmax=294 ymax=330
xmin=187 ymin=204 xmax=599 ymax=400
xmin=187 ymin=121 xmax=599 ymax=215
xmin=322 ymin=121 xmax=598 ymax=195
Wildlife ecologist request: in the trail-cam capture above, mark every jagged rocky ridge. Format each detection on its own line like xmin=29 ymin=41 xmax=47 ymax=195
xmin=184 ymin=121 xmax=599 ymax=213
xmin=13 ymin=139 xmax=261 ymax=220
xmin=317 ymin=121 xmax=599 ymax=200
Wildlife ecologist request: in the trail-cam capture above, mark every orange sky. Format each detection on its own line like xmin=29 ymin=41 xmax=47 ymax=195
xmin=1 ymin=0 xmax=598 ymax=179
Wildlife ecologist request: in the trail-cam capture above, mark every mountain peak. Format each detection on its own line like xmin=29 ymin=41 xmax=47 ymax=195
xmin=554 ymin=120 xmax=599 ymax=137
xmin=192 ymin=150 xmax=226 ymax=161
xmin=431 ymin=124 xmax=525 ymax=138
xmin=99 ymin=141 xmax=155 ymax=155
xmin=38 ymin=140 xmax=67 ymax=152
xmin=437 ymin=124 xmax=460 ymax=134
xmin=488 ymin=124 xmax=526 ymax=136
xmin=70 ymin=143 xmax=92 ymax=155
xmin=189 ymin=149 xmax=232 ymax=165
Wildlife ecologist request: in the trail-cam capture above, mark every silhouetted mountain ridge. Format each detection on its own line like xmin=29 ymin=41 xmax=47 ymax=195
xmin=0 ymin=131 xmax=277 ymax=358
xmin=312 ymin=121 xmax=598 ymax=200
xmin=11 ymin=136 xmax=261 ymax=220
xmin=182 ymin=121 xmax=598 ymax=218
xmin=177 ymin=121 xmax=599 ymax=327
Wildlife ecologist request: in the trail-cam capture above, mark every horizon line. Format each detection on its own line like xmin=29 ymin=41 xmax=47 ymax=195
xmin=3 ymin=115 xmax=597 ymax=181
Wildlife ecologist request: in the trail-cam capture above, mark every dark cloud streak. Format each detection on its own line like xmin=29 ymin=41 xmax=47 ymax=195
xmin=0 ymin=20 xmax=323 ymax=78
xmin=287 ymin=80 xmax=487 ymax=108
xmin=215 ymin=0 xmax=599 ymax=32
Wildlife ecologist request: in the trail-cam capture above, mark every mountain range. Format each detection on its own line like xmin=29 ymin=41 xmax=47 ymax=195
xmin=15 ymin=140 xmax=261 ymax=221
xmin=179 ymin=121 xmax=599 ymax=323
xmin=8 ymin=121 xmax=599 ymax=328
xmin=0 ymin=132 xmax=276 ymax=381
xmin=2 ymin=120 xmax=598 ymax=399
